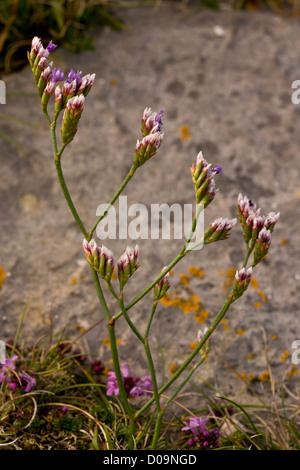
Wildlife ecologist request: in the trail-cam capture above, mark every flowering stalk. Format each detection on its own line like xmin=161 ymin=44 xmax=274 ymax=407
xmin=87 ymin=108 xmax=164 ymax=240
xmin=90 ymin=267 xmax=136 ymax=449
xmin=29 ymin=39 xmax=134 ymax=447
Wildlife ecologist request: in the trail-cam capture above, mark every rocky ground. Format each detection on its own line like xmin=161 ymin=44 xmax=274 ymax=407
xmin=1 ymin=3 xmax=300 ymax=411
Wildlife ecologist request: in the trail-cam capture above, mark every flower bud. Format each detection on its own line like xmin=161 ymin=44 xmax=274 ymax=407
xmin=197 ymin=326 xmax=211 ymax=358
xmin=141 ymin=108 xmax=163 ymax=136
xmin=41 ymin=80 xmax=56 ymax=112
xmin=253 ymin=227 xmax=271 ymax=266
xmin=204 ymin=217 xmax=237 ymax=243
xmin=133 ymin=108 xmax=164 ymax=169
xmin=28 ymin=37 xmax=43 ymax=66
xmin=233 ymin=267 xmax=252 ymax=299
xmin=34 ymin=56 xmax=49 ymax=86
xmin=77 ymin=73 xmax=96 ymax=97
xmin=62 ymin=79 xmax=78 ymax=104
xmin=190 ymin=151 xmax=221 ymax=207
xmin=83 ymin=239 xmax=114 ymax=282
xmin=83 ymin=238 xmax=98 ymax=265
xmin=54 ymin=86 xmax=63 ymax=118
xmin=98 ymin=245 xmax=115 ymax=282
xmin=118 ymin=245 xmax=139 ymax=289
xmin=36 ymin=63 xmax=52 ymax=97
xmin=61 ymin=95 xmax=85 ymax=145
xmin=153 ymin=267 xmax=170 ymax=301
xmin=238 ymin=194 xmax=263 ymax=245
xmin=264 ymin=211 xmax=280 ymax=232
xmin=134 ymin=131 xmax=164 ymax=169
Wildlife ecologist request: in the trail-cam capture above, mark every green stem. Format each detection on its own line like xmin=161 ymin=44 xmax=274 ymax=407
xmin=165 ymin=356 xmax=207 ymax=407
xmin=54 ymin=154 xmax=88 ymax=238
xmin=49 ymin=120 xmax=88 ymax=238
xmin=113 ymin=251 xmax=186 ymax=322
xmin=151 ymin=409 xmax=165 ymax=450
xmin=90 ymin=268 xmax=111 ymax=322
xmin=118 ymin=293 xmax=144 ymax=344
xmin=144 ymin=303 xmax=160 ymax=417
xmin=150 ymin=356 xmax=206 ymax=450
xmin=87 ymin=165 xmax=136 ymax=241
xmin=91 ymin=269 xmax=135 ymax=448
xmin=136 ymin=293 xmax=234 ymax=419
xmin=106 ymin=281 xmax=120 ymax=301
xmin=243 ymin=247 xmax=252 ymax=267
xmin=144 ymin=338 xmax=160 ymax=411
xmin=183 ymin=203 xmax=204 ymax=252
xmin=145 ymin=303 xmax=158 ymax=340
xmin=47 ymin=116 xmax=135 ymax=446
xmin=108 ymin=320 xmax=136 ymax=449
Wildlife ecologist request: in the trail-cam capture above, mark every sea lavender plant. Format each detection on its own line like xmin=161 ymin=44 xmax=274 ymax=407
xmin=26 ymin=37 xmax=280 ymax=450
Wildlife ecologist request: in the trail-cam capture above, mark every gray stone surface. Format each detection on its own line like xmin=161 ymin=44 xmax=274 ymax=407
xmin=1 ymin=4 xmax=300 ymax=409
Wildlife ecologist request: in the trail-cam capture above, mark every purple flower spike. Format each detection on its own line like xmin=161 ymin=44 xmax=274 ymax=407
xmin=46 ymin=40 xmax=57 ymax=52
xmin=51 ymin=67 xmax=65 ymax=83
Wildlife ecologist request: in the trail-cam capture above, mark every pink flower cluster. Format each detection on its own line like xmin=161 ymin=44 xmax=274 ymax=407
xmin=0 ymin=354 xmax=36 ymax=392
xmin=106 ymin=363 xmax=152 ymax=398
